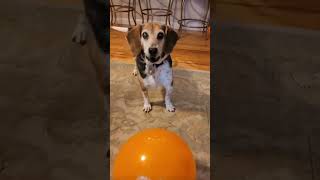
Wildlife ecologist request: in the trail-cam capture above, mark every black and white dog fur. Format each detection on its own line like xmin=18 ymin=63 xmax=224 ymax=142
xmin=126 ymin=23 xmax=179 ymax=113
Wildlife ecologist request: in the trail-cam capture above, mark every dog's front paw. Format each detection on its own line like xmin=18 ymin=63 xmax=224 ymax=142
xmin=143 ymin=103 xmax=152 ymax=113
xmin=166 ymin=103 xmax=176 ymax=112
xmin=132 ymin=68 xmax=138 ymax=76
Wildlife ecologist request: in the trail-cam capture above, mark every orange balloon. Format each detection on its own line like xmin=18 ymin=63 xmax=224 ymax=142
xmin=112 ymin=128 xmax=196 ymax=180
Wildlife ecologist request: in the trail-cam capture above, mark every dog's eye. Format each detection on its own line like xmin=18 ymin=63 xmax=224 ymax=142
xmin=142 ymin=32 xmax=148 ymax=39
xmin=157 ymin=32 xmax=164 ymax=40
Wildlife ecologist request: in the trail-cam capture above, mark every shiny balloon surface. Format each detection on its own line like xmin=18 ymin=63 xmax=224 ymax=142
xmin=113 ymin=128 xmax=196 ymax=180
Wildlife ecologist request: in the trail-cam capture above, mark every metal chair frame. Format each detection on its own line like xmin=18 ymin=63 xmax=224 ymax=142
xmin=110 ymin=0 xmax=137 ymax=27
xmin=138 ymin=0 xmax=174 ymax=25
xmin=178 ymin=0 xmax=210 ymax=33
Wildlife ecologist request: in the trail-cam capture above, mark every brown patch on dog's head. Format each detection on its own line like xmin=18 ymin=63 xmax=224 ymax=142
xmin=161 ymin=25 xmax=179 ymax=54
xmin=139 ymin=23 xmax=166 ymax=63
xmin=126 ymin=25 xmax=142 ymax=57
xmin=127 ymin=23 xmax=179 ymax=62
xmin=143 ymin=23 xmax=158 ymax=31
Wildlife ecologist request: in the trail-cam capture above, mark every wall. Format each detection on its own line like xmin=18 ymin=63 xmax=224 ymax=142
xmin=111 ymin=0 xmax=210 ymax=30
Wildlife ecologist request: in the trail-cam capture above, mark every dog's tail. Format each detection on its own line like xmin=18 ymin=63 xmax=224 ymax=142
xmin=111 ymin=26 xmax=129 ymax=32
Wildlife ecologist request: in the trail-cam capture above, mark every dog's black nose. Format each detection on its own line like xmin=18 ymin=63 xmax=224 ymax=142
xmin=149 ymin=48 xmax=158 ymax=56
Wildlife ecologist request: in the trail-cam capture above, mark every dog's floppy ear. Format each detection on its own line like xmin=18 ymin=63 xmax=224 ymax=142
xmin=126 ymin=25 xmax=142 ymax=57
xmin=162 ymin=25 xmax=179 ymax=54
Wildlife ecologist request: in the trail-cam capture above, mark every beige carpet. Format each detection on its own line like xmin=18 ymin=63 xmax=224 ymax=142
xmin=110 ymin=61 xmax=210 ymax=179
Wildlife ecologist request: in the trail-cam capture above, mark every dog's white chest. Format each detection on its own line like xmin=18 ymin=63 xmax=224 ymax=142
xmin=143 ymin=75 xmax=157 ymax=88
xmin=143 ymin=62 xmax=172 ymax=88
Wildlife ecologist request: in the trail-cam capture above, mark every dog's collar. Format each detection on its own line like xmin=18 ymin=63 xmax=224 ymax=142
xmin=155 ymin=52 xmax=169 ymax=67
xmin=152 ymin=56 xmax=168 ymax=68
xmin=140 ymin=52 xmax=168 ymax=68
xmin=155 ymin=61 xmax=164 ymax=68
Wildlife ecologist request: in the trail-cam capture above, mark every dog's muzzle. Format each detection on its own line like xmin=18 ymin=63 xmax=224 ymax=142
xmin=147 ymin=47 xmax=160 ymax=62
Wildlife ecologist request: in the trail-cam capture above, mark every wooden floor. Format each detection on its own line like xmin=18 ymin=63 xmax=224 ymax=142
xmin=110 ymin=29 xmax=210 ymax=71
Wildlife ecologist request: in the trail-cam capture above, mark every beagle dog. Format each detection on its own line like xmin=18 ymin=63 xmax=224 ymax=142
xmin=126 ymin=23 xmax=179 ymax=112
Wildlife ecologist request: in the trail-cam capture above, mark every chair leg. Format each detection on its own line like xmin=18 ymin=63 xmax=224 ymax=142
xmin=206 ymin=26 xmax=210 ymax=40
xmin=179 ymin=0 xmax=185 ymax=33
xmin=114 ymin=11 xmax=117 ymax=25
xmin=178 ymin=23 xmax=183 ymax=32
xmin=138 ymin=0 xmax=145 ymax=24
xmin=167 ymin=0 xmax=172 ymax=26
xmin=128 ymin=0 xmax=131 ymax=26
xmin=110 ymin=8 xmax=114 ymax=25
xmin=132 ymin=0 xmax=137 ymax=25
xmin=128 ymin=10 xmax=131 ymax=26
xmin=165 ymin=16 xmax=168 ymax=26
xmin=146 ymin=13 xmax=149 ymax=23
xmin=132 ymin=10 xmax=137 ymax=25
